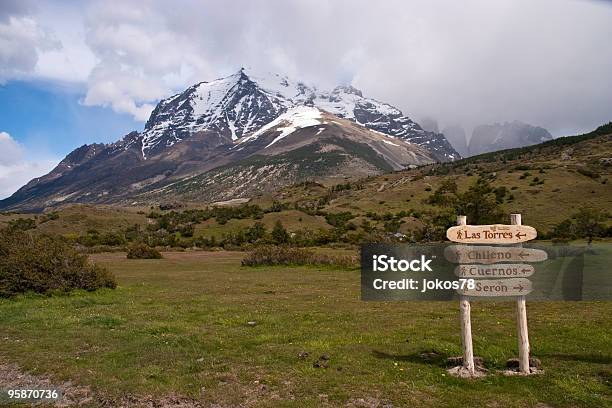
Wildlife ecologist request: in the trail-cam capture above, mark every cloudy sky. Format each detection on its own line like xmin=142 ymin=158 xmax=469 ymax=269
xmin=1 ymin=0 xmax=611 ymax=198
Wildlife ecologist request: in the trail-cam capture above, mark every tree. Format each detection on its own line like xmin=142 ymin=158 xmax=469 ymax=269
xmin=245 ymin=222 xmax=266 ymax=243
xmin=271 ymin=221 xmax=290 ymax=244
xmin=453 ymin=176 xmax=505 ymax=224
xmin=573 ymin=208 xmax=608 ymax=244
xmin=550 ymin=219 xmax=574 ymax=242
xmin=426 ymin=178 xmax=458 ymax=206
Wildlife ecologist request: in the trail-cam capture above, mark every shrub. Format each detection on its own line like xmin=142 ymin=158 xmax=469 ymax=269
xmin=576 ymin=167 xmax=600 ymax=179
xmin=242 ymin=246 xmax=357 ymax=268
xmin=271 ymin=220 xmax=290 ymax=244
xmin=39 ymin=212 xmax=59 ymax=223
xmin=127 ymin=243 xmax=162 ymax=259
xmin=7 ymin=218 xmax=36 ymax=231
xmin=0 ymin=229 xmax=116 ymax=297
xmin=324 ymin=212 xmax=355 ymax=228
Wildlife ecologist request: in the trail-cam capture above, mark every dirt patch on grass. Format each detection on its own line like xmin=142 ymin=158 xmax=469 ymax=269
xmin=0 ymin=360 xmax=207 ymax=407
xmin=0 ymin=361 xmax=92 ymax=407
xmin=447 ymin=365 xmax=488 ymax=378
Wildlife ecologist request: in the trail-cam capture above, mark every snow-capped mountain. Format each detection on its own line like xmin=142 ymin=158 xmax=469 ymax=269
xmin=0 ymin=68 xmax=456 ymax=211
xmin=139 ymin=68 xmax=459 ymax=160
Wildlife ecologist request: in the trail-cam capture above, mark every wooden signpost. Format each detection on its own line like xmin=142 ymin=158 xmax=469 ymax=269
xmin=444 ymin=245 xmax=547 ymax=264
xmin=449 ymin=214 xmax=538 ymax=375
xmin=511 ymin=214 xmax=531 ymax=375
xmin=454 ymin=264 xmax=535 ymax=278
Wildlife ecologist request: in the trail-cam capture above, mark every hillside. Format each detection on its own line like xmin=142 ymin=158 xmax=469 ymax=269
xmin=2 ymin=123 xmax=610 ymax=243
xmin=257 ymin=123 xmax=611 ymax=234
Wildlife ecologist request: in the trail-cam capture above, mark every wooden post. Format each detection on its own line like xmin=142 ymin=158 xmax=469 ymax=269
xmin=457 ymin=215 xmax=475 ymax=375
xmin=511 ymin=213 xmax=531 ymax=374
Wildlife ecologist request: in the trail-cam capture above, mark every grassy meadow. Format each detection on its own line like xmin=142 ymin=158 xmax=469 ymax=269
xmin=0 ymin=251 xmax=610 ymax=407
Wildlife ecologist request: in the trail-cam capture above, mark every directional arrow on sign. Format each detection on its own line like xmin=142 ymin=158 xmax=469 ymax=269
xmin=457 ymin=278 xmax=533 ymax=297
xmin=444 ymin=245 xmax=548 ymax=264
xmin=454 ymin=264 xmax=535 ymax=278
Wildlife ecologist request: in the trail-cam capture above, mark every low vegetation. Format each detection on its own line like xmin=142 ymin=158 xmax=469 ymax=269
xmin=0 ymin=228 xmax=116 ymax=298
xmin=242 ymin=245 xmax=358 ymax=268
xmin=126 ymin=242 xmax=163 ymax=259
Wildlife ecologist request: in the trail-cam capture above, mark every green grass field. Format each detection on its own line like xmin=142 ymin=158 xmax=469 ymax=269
xmin=0 ymin=251 xmax=610 ymax=407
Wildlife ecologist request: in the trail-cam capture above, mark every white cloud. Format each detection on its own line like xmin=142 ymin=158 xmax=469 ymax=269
xmin=0 ymin=15 xmax=60 ymax=82
xmin=0 ymin=132 xmax=59 ymax=199
xmin=0 ymin=131 xmax=24 ymax=165
xmin=79 ymin=1 xmax=217 ymax=120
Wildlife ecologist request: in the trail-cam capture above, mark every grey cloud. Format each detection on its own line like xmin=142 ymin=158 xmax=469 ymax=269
xmin=0 ymin=0 xmax=31 ymax=21
xmin=12 ymin=0 xmax=612 ymax=136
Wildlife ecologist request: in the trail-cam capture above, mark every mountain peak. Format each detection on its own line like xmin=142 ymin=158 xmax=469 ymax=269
xmin=469 ymin=121 xmax=553 ymax=156
xmin=332 ymin=85 xmax=363 ymax=97
xmin=138 ymin=69 xmax=459 ymax=160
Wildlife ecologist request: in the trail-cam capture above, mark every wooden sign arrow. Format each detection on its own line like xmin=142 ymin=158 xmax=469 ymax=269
xmin=457 ymin=278 xmax=533 ymax=297
xmin=446 ymin=224 xmax=537 ymax=244
xmin=454 ymin=264 xmax=535 ymax=278
xmin=444 ymin=245 xmax=548 ymax=264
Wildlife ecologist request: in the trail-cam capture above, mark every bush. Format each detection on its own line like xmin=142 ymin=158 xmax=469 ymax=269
xmin=271 ymin=220 xmax=290 ymax=244
xmin=324 ymin=212 xmax=355 ymax=229
xmin=0 ymin=229 xmax=116 ymax=298
xmin=242 ymin=246 xmax=357 ymax=268
xmin=576 ymin=167 xmax=600 ymax=179
xmin=7 ymin=218 xmax=36 ymax=231
xmin=127 ymin=243 xmax=162 ymax=259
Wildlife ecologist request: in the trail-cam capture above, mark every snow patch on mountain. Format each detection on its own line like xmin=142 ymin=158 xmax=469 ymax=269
xmin=239 ymin=106 xmax=323 ymax=147
xmin=265 ymin=106 xmax=322 ymax=147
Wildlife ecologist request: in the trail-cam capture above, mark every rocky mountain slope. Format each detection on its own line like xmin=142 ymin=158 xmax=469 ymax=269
xmin=468 ymin=121 xmax=552 ymax=156
xmin=441 ymin=125 xmax=469 ymax=157
xmin=0 ymin=69 xmax=453 ymax=211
